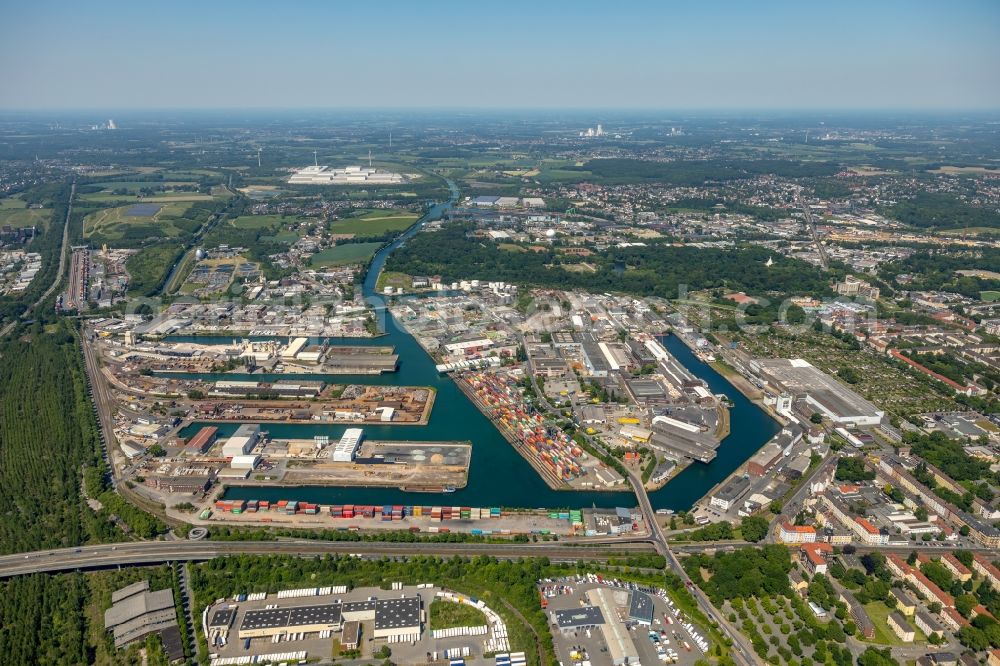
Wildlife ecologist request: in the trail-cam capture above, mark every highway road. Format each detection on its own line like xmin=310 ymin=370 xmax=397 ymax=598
xmin=0 ymin=539 xmax=656 ymax=579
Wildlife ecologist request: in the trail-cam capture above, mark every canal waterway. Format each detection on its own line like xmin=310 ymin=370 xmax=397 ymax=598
xmin=174 ymin=181 xmax=779 ymax=511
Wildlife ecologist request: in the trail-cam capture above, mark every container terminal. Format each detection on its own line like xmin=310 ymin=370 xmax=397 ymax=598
xmin=454 ymin=371 xmax=625 ymax=491
xmin=190 ymin=500 xmax=644 ymax=540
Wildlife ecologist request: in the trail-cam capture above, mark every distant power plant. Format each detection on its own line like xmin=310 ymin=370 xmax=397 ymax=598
xmin=580 ymin=123 xmax=605 ymax=138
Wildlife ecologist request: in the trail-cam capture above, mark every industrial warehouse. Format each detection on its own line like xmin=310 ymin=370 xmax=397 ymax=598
xmin=543 ymin=575 xmax=708 ymax=665
xmin=203 ymin=584 xmax=511 ymax=664
xmin=288 ymin=164 xmax=407 ymax=185
xmin=752 ymin=358 xmax=886 ymax=427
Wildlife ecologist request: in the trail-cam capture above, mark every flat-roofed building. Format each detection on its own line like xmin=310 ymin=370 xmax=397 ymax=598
xmin=239 ymin=602 xmax=343 ymax=639
xmin=755 ymin=358 xmax=884 ymax=427
xmin=628 ymin=591 xmax=653 ymax=626
xmin=710 ymin=476 xmax=751 ymax=511
xmin=552 ymin=606 xmax=605 ymax=633
xmin=341 ymin=620 xmax=360 ymax=650
xmin=223 ymin=423 xmax=261 ymax=458
xmin=586 ymin=587 xmax=639 ymax=666
xmin=373 ymin=597 xmax=421 ymax=640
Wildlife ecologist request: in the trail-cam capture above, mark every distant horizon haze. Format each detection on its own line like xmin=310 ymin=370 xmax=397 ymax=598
xmin=1 ymin=0 xmax=998 ymax=111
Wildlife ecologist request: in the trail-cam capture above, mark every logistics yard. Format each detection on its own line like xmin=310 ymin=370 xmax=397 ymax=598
xmin=203 ymin=583 xmax=514 ymax=665
xmin=543 ymin=575 xmax=709 ymax=666
xmin=136 ymin=424 xmax=472 ymax=498
xmin=197 ymin=500 xmax=640 ymax=538
xmin=253 ymin=438 xmax=471 ymax=489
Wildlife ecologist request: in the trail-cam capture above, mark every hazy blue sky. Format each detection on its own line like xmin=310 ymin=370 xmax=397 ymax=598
xmin=2 ymin=0 xmax=998 ymax=110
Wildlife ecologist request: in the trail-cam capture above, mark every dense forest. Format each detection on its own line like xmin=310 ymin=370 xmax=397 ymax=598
xmin=881 ymin=192 xmax=1000 ymax=230
xmin=879 ymin=247 xmax=1000 ymax=296
xmin=0 ymin=566 xmax=181 ymax=665
xmin=0 ymin=322 xmax=100 ymax=553
xmin=388 ymin=222 xmax=829 ymax=305
xmin=0 ymin=319 xmax=165 ymax=554
xmin=570 ymin=158 xmax=840 ymax=185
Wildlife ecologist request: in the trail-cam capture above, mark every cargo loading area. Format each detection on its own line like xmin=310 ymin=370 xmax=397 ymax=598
xmin=541 ymin=575 xmax=710 ymax=666
xmin=200 ymin=501 xmax=644 ymax=538
xmin=203 ymin=584 xmax=515 ymax=665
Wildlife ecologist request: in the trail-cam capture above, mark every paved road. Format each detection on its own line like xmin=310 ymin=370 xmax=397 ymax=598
xmin=524 ymin=331 xmax=758 ymax=664
xmin=0 ymin=180 xmax=75 ymax=337
xmin=799 ymin=196 xmax=829 ymax=270
xmin=0 ymin=539 xmax=656 ymax=578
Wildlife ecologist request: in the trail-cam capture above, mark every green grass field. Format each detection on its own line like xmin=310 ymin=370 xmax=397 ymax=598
xmin=230 ymin=215 xmax=285 ymax=230
xmin=83 ymin=201 xmax=194 ymax=240
xmin=428 ymin=599 xmax=486 ymax=630
xmin=309 ymin=242 xmax=383 ymax=267
xmin=981 ymin=291 xmax=1000 ymax=302
xmin=375 ymin=270 xmax=412 ymax=292
xmin=0 ymin=196 xmax=48 ymax=228
xmin=329 ymin=209 xmax=419 ymax=235
xmin=91 ymin=180 xmax=197 ymax=192
xmin=260 ymin=231 xmax=301 ymax=245
xmin=862 ymin=602 xmax=927 ymax=647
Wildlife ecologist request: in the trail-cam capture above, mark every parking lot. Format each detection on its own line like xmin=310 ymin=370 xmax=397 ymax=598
xmin=541 ymin=575 xmax=710 ymax=666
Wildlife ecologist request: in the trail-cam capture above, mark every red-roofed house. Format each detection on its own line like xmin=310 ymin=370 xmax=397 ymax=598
xmin=974 ymin=605 xmax=997 ymax=622
xmin=887 ymin=554 xmax=913 ymax=578
xmin=779 ymin=522 xmax=817 ymax=544
xmin=907 ymin=570 xmax=954 ymax=608
xmin=941 ymin=607 xmax=970 ymax=632
xmin=974 ymin=555 xmax=1000 ymax=588
xmin=942 ymin=553 xmax=972 ymax=582
xmin=800 ymin=544 xmax=831 ymax=575
xmin=852 ymin=517 xmax=887 ymax=545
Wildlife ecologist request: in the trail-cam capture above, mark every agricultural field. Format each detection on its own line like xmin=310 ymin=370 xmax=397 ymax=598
xmin=309 ymin=242 xmax=383 ymax=267
xmin=329 ymin=208 xmax=419 ymax=235
xmin=229 ymin=214 xmax=288 ymax=230
xmin=0 ymin=195 xmax=49 ymax=228
xmin=77 ymin=179 xmax=219 ymax=204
